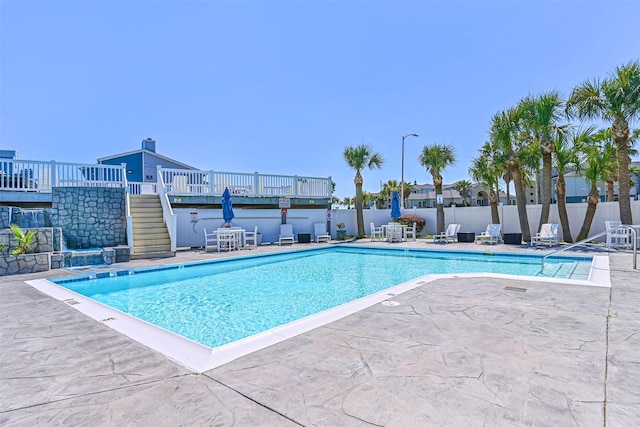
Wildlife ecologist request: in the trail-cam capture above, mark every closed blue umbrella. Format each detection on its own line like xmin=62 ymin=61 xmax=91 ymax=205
xmin=222 ymin=187 xmax=235 ymax=225
xmin=391 ymin=190 xmax=401 ymax=220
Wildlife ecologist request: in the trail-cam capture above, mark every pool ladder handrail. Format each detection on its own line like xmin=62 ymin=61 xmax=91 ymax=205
xmin=542 ymin=225 xmax=638 ymax=272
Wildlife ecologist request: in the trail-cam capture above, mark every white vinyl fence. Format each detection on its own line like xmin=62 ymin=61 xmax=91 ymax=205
xmin=332 ymin=201 xmax=640 ymax=243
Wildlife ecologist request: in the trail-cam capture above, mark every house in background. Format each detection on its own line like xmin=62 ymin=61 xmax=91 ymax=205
xmin=407 ymin=181 xmax=511 ymax=208
xmin=97 ymin=138 xmax=197 ymax=184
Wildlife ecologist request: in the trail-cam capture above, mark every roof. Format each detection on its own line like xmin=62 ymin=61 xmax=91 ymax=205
xmin=97 ymin=148 xmax=197 ymax=170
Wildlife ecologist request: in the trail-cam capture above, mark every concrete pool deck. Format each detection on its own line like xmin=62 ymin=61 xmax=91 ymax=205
xmin=1 ymin=240 xmax=639 ymax=425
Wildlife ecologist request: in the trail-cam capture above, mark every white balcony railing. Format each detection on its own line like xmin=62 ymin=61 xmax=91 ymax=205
xmin=0 ymin=159 xmax=126 ymax=192
xmin=159 ymin=167 xmax=332 ymax=198
xmin=0 ymin=160 xmax=332 ymax=199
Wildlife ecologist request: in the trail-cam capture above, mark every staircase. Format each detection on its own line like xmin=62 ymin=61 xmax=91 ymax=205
xmin=129 ymin=194 xmax=175 ymax=259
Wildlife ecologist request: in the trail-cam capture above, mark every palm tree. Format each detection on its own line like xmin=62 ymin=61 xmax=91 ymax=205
xmin=575 ymin=140 xmax=613 ymax=241
xmin=454 ymin=179 xmax=472 ymax=206
xmin=380 ymin=179 xmax=399 ymax=206
xmin=341 ymin=197 xmax=352 ymax=209
xmin=519 ymin=91 xmax=567 ymax=231
xmin=594 ymin=128 xmax=639 ymax=201
xmin=343 ymin=144 xmax=384 ymax=237
xmin=419 ymin=144 xmax=456 ymax=233
xmin=567 ymin=60 xmax=640 ymax=224
xmin=554 ymin=126 xmax=594 ymax=243
xmin=469 ymin=142 xmax=501 ymax=224
xmin=490 ymin=107 xmax=534 ymax=242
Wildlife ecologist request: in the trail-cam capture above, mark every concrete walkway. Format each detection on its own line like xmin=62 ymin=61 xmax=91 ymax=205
xmin=1 ymin=241 xmax=639 ymax=426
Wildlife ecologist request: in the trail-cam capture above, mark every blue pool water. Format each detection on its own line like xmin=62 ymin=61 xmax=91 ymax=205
xmin=53 ymin=246 xmax=592 ymax=349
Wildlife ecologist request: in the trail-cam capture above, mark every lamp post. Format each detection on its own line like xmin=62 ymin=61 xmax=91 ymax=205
xmin=401 ymin=133 xmax=419 ymax=209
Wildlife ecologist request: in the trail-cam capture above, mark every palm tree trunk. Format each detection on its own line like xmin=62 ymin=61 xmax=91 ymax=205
xmin=489 ymin=187 xmax=500 ymax=224
xmin=354 ymin=172 xmax=365 ymax=237
xmin=556 ymin=173 xmax=572 ymax=243
xmin=576 ymin=184 xmax=600 ymax=241
xmin=505 ymin=177 xmax=511 ymax=206
xmin=435 ymin=183 xmax=444 ymax=234
xmin=511 ymin=163 xmax=532 ymax=242
xmin=613 ymin=118 xmax=633 ymax=224
xmin=538 ymin=150 xmax=553 ymax=232
xmin=607 ymin=181 xmax=615 ymax=202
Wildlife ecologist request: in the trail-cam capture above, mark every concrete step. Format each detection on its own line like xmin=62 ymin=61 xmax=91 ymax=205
xmin=133 ymin=236 xmax=171 ymax=245
xmin=130 ymin=251 xmax=176 ymax=260
xmin=130 ymin=207 xmax=163 ymax=214
xmin=133 ymin=243 xmax=173 ymax=254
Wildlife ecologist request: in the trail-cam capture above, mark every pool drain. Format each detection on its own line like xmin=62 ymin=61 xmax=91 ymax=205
xmin=381 ymin=300 xmax=401 ymax=307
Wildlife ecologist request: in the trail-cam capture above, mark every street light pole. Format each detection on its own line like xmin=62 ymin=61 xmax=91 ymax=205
xmin=401 ymin=133 xmax=419 ymax=209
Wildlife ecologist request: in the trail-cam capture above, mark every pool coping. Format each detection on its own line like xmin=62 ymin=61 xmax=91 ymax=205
xmin=26 ymin=251 xmax=610 ymax=373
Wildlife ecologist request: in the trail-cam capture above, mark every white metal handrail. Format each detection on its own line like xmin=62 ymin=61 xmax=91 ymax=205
xmin=542 ymin=225 xmax=638 ymax=271
xmin=157 ymin=166 xmax=177 ymax=252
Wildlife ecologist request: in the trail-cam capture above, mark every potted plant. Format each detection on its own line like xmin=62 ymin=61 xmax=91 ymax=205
xmin=336 ymin=222 xmax=347 ymax=240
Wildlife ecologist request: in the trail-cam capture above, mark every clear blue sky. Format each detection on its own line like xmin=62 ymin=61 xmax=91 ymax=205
xmin=1 ymin=1 xmax=639 ymax=200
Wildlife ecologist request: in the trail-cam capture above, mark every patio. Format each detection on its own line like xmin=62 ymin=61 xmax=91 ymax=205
xmin=1 ymin=241 xmax=639 ymax=426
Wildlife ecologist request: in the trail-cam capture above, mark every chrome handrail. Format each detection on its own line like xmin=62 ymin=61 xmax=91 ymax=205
xmin=542 ymin=225 xmax=638 ymax=271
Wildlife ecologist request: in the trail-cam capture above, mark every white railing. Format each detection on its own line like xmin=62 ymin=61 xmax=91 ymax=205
xmin=0 ymin=160 xmax=332 ymax=199
xmin=0 ymin=159 xmax=126 ymax=191
xmin=127 ymin=181 xmax=158 ymax=195
xmin=124 ymin=176 xmax=134 ymax=251
xmin=157 ymin=167 xmax=177 ymax=252
xmin=159 ymin=167 xmax=332 ymax=198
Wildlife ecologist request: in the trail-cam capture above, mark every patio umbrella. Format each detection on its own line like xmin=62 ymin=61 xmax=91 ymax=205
xmin=391 ymin=190 xmax=401 ymax=220
xmin=222 ymin=187 xmax=235 ymax=225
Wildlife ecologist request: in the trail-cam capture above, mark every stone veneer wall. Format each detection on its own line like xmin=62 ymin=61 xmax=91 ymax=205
xmin=51 ymin=187 xmax=127 ymax=249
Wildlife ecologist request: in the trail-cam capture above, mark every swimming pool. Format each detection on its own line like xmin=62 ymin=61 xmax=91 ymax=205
xmin=47 ymin=246 xmax=594 ymax=347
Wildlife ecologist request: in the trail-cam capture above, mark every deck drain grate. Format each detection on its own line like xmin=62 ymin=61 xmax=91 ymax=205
xmin=64 ymin=299 xmax=80 ymax=305
xmin=504 ymin=286 xmax=527 ymax=293
xmin=101 ymin=317 xmax=116 ymax=322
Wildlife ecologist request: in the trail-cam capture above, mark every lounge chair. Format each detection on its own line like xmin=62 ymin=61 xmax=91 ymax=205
xmin=314 ymin=223 xmax=331 ymax=243
xmin=605 ymin=220 xmax=630 ymax=248
xmin=475 ymin=224 xmax=502 ymax=245
xmin=433 ymin=223 xmax=460 ymax=243
xmin=531 ymin=223 xmax=559 ymax=247
xmin=405 ymin=222 xmax=417 ymax=241
xmin=370 ymin=222 xmax=384 ymax=241
xmin=244 ymin=226 xmax=259 ymax=249
xmin=203 ymin=228 xmax=217 ymax=252
xmin=278 ymin=224 xmax=295 ymax=245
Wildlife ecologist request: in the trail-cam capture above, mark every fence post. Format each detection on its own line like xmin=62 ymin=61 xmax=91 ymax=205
xmin=50 ymin=160 xmax=57 ymax=187
xmin=254 ymin=172 xmax=260 ymax=196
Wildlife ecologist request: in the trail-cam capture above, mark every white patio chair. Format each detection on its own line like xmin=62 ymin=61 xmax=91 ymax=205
xmin=217 ymin=228 xmax=236 ymax=252
xmin=405 ymin=222 xmax=417 ymax=241
xmin=244 ymin=226 xmax=259 ymax=249
xmin=433 ymin=223 xmax=460 ymax=243
xmin=387 ymin=224 xmax=403 ymax=243
xmin=606 ymin=220 xmax=630 ymax=249
xmin=203 ymin=228 xmax=217 ymax=252
xmin=475 ymin=224 xmax=502 ymax=245
xmin=314 ymin=223 xmax=331 ymax=243
xmin=278 ymin=224 xmax=295 ymax=245
xmin=531 ymin=223 xmax=559 ymax=247
xmin=370 ymin=222 xmax=384 ymax=241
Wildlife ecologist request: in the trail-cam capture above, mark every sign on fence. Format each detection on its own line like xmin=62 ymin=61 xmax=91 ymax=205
xmin=278 ymin=198 xmax=291 ymax=208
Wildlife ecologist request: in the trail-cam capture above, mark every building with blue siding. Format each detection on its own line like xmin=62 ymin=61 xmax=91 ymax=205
xmin=97 ymin=138 xmax=196 ymax=184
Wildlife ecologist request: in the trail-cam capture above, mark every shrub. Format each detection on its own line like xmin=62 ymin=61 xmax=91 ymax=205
xmin=9 ymin=224 xmax=37 ymax=255
xmin=396 ymin=214 xmax=426 ymax=233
